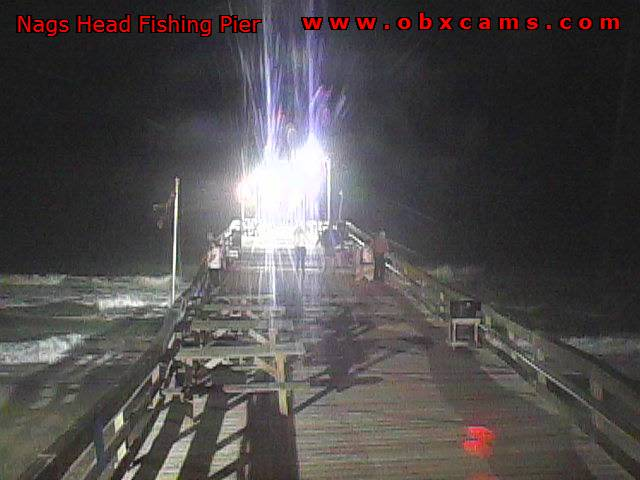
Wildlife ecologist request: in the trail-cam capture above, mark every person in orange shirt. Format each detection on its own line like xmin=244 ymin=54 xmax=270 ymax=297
xmin=370 ymin=230 xmax=389 ymax=281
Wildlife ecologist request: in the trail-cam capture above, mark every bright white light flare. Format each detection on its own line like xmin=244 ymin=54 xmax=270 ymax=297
xmin=237 ymin=134 xmax=328 ymax=224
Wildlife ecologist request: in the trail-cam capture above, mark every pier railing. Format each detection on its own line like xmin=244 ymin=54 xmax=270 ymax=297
xmin=20 ymin=264 xmax=208 ymax=480
xmin=17 ymin=221 xmax=640 ymax=479
xmin=346 ymin=222 xmax=640 ymax=477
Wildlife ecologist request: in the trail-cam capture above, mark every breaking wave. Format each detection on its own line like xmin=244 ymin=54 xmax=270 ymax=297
xmin=0 ymin=334 xmax=85 ymax=364
xmin=131 ymin=275 xmax=173 ymax=288
xmin=97 ymin=294 xmax=169 ymax=311
xmin=426 ymin=264 xmax=485 ymax=283
xmin=563 ymin=335 xmax=640 ymax=382
xmin=82 ymin=275 xmax=173 ymax=289
xmin=0 ymin=274 xmax=68 ymax=286
xmin=0 ymin=274 xmax=183 ymax=314
xmin=564 ymin=335 xmax=640 ymax=356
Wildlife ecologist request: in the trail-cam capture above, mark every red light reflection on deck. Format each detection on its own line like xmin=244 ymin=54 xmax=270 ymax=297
xmin=463 ymin=426 xmax=496 ymax=459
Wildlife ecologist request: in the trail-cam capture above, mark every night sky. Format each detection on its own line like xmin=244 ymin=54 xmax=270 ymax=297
xmin=2 ymin=0 xmax=639 ymax=275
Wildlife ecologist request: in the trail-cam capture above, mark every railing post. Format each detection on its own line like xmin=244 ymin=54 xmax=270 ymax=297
xmin=151 ymin=364 xmax=160 ymax=386
xmin=507 ymin=329 xmax=519 ymax=361
xmin=114 ymin=410 xmax=127 ymax=464
xmin=590 ymin=372 xmax=604 ymax=432
xmin=484 ymin=310 xmax=492 ymax=329
xmin=534 ymin=339 xmax=548 ymax=390
xmin=184 ymin=359 xmax=194 ymax=403
xmin=276 ymin=353 xmax=288 ymax=416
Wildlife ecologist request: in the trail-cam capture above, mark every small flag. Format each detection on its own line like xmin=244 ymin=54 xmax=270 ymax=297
xmin=153 ymin=191 xmax=175 ymax=230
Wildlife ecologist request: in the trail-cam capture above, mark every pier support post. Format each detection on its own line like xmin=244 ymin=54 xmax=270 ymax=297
xmin=534 ymin=341 xmax=548 ymax=390
xmin=589 ymin=373 xmax=604 ymax=432
xmin=275 ymin=353 xmax=288 ymax=415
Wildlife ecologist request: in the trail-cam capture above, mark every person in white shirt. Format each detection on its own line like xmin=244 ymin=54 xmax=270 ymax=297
xmin=206 ymin=241 xmax=223 ymax=295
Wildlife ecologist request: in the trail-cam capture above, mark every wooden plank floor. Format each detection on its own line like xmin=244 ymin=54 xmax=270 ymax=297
xmin=292 ymin=285 xmax=630 ymax=479
xmin=123 ymin=262 xmax=632 ymax=479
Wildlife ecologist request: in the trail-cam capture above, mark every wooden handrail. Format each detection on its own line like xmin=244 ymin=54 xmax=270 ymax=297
xmin=346 ymin=222 xmax=640 ymax=475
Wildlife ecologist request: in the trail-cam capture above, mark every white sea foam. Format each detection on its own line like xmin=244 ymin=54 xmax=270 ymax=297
xmin=426 ymin=264 xmax=484 ymax=283
xmin=0 ymin=297 xmax=41 ymax=308
xmin=563 ymin=335 xmax=640 ymax=382
xmin=131 ymin=275 xmax=173 ymax=288
xmin=85 ymin=275 xmax=174 ymax=289
xmin=0 ymin=334 xmax=85 ymax=364
xmin=0 ymin=274 xmax=68 ymax=286
xmin=563 ymin=335 xmax=640 ymax=356
xmin=96 ymin=294 xmax=169 ymax=311
xmin=0 ymin=274 xmax=184 ymax=315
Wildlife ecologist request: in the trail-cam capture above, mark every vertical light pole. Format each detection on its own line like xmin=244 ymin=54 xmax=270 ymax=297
xmin=303 ymin=194 xmax=307 ymax=228
xmin=240 ymin=186 xmax=246 ymax=231
xmin=171 ymin=177 xmax=180 ymax=305
xmin=326 ymin=157 xmax=331 ymax=224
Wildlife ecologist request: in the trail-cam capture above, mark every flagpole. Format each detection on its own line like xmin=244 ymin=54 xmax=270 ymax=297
xmin=171 ymin=177 xmax=180 ymax=305
xmin=326 ymin=157 xmax=331 ymax=223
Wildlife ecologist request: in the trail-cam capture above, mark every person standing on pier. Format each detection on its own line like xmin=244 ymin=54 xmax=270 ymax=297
xmin=370 ymin=230 xmax=390 ymax=281
xmin=318 ymin=224 xmax=337 ymax=273
xmin=206 ymin=240 xmax=223 ymax=297
xmin=293 ymin=224 xmax=307 ymax=273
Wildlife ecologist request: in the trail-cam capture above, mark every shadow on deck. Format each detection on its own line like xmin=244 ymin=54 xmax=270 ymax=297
xmin=124 ymin=264 xmax=628 ymax=479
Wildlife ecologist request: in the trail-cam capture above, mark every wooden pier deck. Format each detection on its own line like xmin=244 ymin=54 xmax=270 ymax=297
xmin=122 ymin=265 xmax=632 ymax=480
